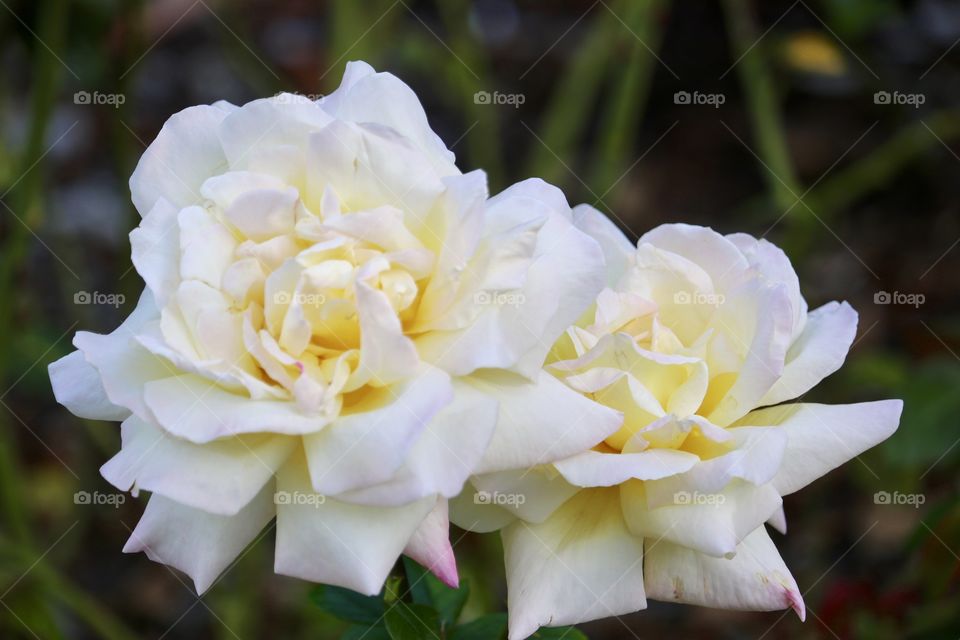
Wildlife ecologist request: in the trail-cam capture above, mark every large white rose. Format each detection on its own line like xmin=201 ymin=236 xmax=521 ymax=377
xmin=48 ymin=62 xmax=620 ymax=595
xmin=451 ymin=213 xmax=902 ymax=639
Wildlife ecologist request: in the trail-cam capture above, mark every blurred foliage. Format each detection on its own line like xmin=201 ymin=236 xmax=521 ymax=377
xmin=1 ymin=0 xmax=959 ymax=638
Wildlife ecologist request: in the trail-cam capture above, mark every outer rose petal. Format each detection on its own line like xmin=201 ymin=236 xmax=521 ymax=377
xmin=142 ymin=374 xmax=331 ymax=443
xmin=572 ymin=203 xmax=635 ymax=286
xmin=73 ymin=289 xmax=171 ymax=420
xmin=759 ymin=301 xmax=858 ymax=406
xmin=303 ymin=367 xmax=454 ymax=496
xmin=638 ymin=224 xmax=749 ymax=293
xmin=471 ymin=467 xmax=580 ymax=525
xmin=415 ymin=179 xmax=607 ymax=379
xmin=554 ymin=449 xmax=699 ymax=487
xmin=503 ymin=489 xmax=646 ymax=640
xmin=49 ymin=350 xmax=129 ymax=421
xmin=124 ymin=482 xmax=275 ymax=594
xmin=621 ymin=479 xmax=782 ymax=558
xmin=274 ymin=454 xmax=434 ymax=595
xmin=318 ymin=60 xmax=458 ymax=176
xmin=129 ymin=197 xmax=181 ymax=306
xmin=736 ymin=400 xmax=903 ymax=496
xmin=447 ymin=480 xmax=519 ymax=533
xmin=403 ymin=498 xmax=458 ymax=588
xmin=101 ymin=416 xmax=295 ymax=516
xmin=129 ymin=105 xmax=230 ymax=217
xmin=333 ymin=378 xmax=498 ymax=506
xmin=465 ymin=370 xmax=623 ymax=475
xmin=643 ymin=525 xmax=805 ymax=620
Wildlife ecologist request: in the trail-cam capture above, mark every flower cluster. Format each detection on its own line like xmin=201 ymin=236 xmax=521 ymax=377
xmin=50 ymin=62 xmax=901 ymax=639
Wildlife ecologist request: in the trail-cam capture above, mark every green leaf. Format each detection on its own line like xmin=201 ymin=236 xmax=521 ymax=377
xmin=403 ymin=556 xmax=470 ymax=625
xmin=342 ymin=625 xmax=391 ymax=640
xmin=449 ymin=613 xmax=508 ymax=640
xmin=309 ymin=584 xmax=386 ymax=625
xmin=384 ymin=602 xmax=441 ymax=640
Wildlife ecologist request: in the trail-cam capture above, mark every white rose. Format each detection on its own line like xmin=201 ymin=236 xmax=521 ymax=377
xmin=452 ymin=213 xmax=902 ymax=639
xmin=48 ymin=62 xmax=618 ymax=595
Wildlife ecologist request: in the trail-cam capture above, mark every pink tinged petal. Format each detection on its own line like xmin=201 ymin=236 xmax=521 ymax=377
xmin=303 ymin=367 xmax=454 ymax=496
xmin=142 ymin=374 xmax=330 ymax=443
xmin=643 ymin=525 xmax=805 ymax=620
xmin=572 ymin=204 xmax=635 ymax=286
xmin=737 ymin=400 xmax=903 ymax=496
xmin=274 ymin=454 xmax=435 ymax=595
xmin=123 ymin=481 xmax=275 ymax=594
xmin=333 ymin=378 xmax=497 ymax=506
xmin=622 ymin=479 xmax=782 ymax=558
xmin=554 ymin=449 xmax=699 ymax=488
xmin=73 ymin=289 xmax=172 ymax=420
xmin=129 ymin=197 xmax=180 ymax=307
xmin=101 ymin=416 xmax=295 ymax=515
xmin=760 ymin=301 xmax=858 ymax=406
xmin=403 ymin=498 xmax=459 ymax=588
xmin=129 ymin=104 xmax=230 ymax=217
xmin=48 ymin=350 xmax=130 ymax=421
xmin=464 ymin=370 xmax=623 ymax=475
xmin=502 ymin=489 xmax=646 ymax=640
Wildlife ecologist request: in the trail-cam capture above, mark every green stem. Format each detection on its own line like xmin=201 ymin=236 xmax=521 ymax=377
xmin=722 ymin=0 xmax=805 ymax=217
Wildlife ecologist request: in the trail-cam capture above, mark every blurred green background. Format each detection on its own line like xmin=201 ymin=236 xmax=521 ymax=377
xmin=1 ymin=0 xmax=958 ymax=638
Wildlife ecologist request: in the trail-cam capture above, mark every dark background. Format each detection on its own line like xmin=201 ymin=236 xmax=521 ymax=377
xmin=0 ymin=0 xmax=958 ymax=638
